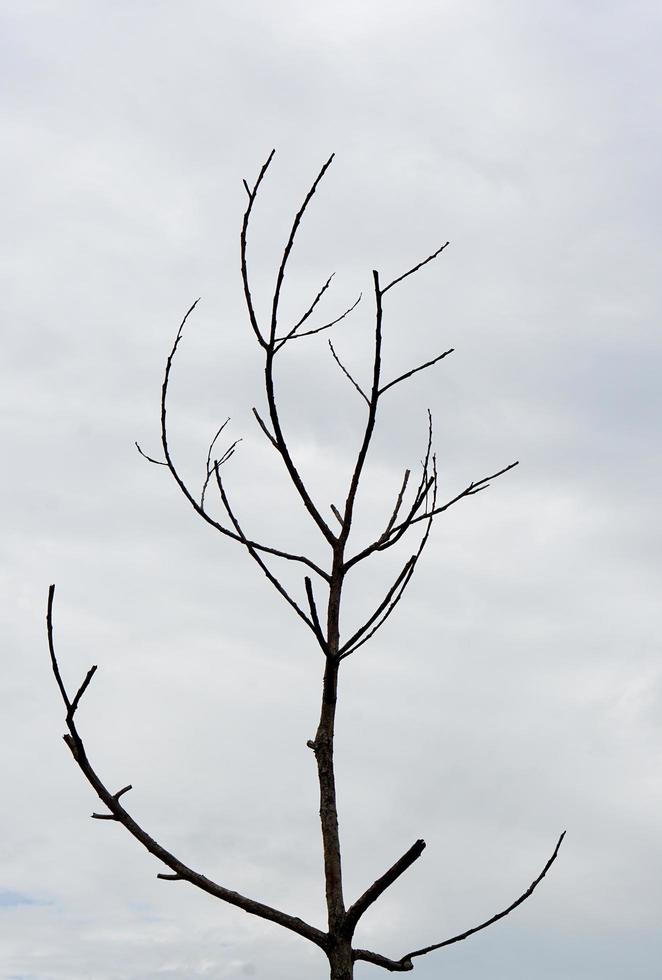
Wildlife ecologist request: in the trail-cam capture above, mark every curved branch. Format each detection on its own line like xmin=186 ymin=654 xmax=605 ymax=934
xmin=352 ymin=832 xmax=564 ymax=971
xmin=275 ymin=292 xmax=361 ymax=352
xmin=270 ymin=154 xmax=335 ymax=344
xmin=46 ymin=585 xmax=327 ymax=951
xmin=241 ymin=151 xmax=276 ymax=349
xmin=282 ymin=271 xmax=335 ymax=339
xmin=240 ymin=154 xmax=337 ymax=542
xmin=405 ymin=831 xmax=566 ymax=960
xmin=155 ymin=301 xmax=330 ymax=581
xmin=338 ymin=556 xmax=416 ymax=659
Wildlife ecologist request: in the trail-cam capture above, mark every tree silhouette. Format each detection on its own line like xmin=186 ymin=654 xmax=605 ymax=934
xmin=47 ymin=152 xmax=564 ymax=980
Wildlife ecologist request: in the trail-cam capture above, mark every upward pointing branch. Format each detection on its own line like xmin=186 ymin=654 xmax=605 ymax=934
xmin=381 ymin=241 xmax=450 ymax=294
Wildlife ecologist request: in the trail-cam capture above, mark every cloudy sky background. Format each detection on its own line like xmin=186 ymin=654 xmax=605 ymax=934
xmin=2 ymin=1 xmax=662 ymax=977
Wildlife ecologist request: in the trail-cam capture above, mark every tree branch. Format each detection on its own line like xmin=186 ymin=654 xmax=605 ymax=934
xmin=201 ymin=418 xmax=238 ymax=509
xmin=352 ymin=948 xmax=414 ymax=972
xmin=305 ymin=576 xmax=329 ymax=655
xmin=381 ymin=242 xmax=450 ymax=295
xmin=344 ymin=411 xmax=434 ymax=572
xmin=241 ymin=150 xmax=276 ymax=349
xmin=344 ymin=840 xmax=426 ymax=938
xmin=153 ymin=301 xmax=330 ymax=581
xmin=402 ymin=460 xmax=519 ymax=531
xmin=335 ymin=270 xmax=384 ymax=547
xmin=379 ymin=348 xmax=454 ymax=397
xmin=276 ymin=293 xmax=361 ymax=352
xmin=279 ymin=272 xmax=335 ymax=343
xmin=269 ymin=154 xmax=335 ymax=344
xmin=214 ymin=464 xmax=320 ymax=635
xmin=254 ymin=158 xmax=339 ymax=548
xmin=338 ymin=557 xmax=416 ymax=659
xmin=404 ymin=831 xmax=566 ymax=960
xmin=328 ymin=340 xmax=369 ymax=405
xmin=252 ymin=407 xmax=278 ymax=449
xmin=380 ymin=469 xmax=411 ymax=542
xmin=46 ymin=585 xmax=327 ymax=951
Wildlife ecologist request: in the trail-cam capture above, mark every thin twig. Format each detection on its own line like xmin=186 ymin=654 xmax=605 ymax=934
xmin=241 ymin=150 xmax=276 ymax=349
xmin=405 ymin=831 xmax=566 ymax=960
xmin=201 ymin=419 xmax=234 ymax=508
xmin=381 ymin=242 xmax=450 ymax=295
xmin=328 ymin=340 xmax=369 ymax=405
xmin=305 ymin=577 xmax=328 ymax=655
xmin=405 ymin=460 xmax=519 ymax=529
xmin=135 ymin=442 xmax=167 ymax=465
xmin=275 ymin=294 xmax=362 ymax=351
xmin=269 ymin=154 xmax=335 ymax=344
xmin=201 ymin=439 xmax=241 ymax=509
xmin=156 ymin=302 xmax=330 ymax=580
xmin=379 ymin=348 xmax=454 ymax=396
xmin=274 ymin=273 xmax=334 ymax=347
xmin=252 ymin=407 xmax=278 ymax=449
xmin=341 ymin=457 xmax=438 ymax=660
xmin=344 ymin=412 xmax=433 ymax=571
xmin=214 ymin=463 xmax=318 ymax=634
xmin=47 ymin=584 xmax=70 ymax=711
xmin=339 ymin=557 xmax=415 ymax=658
xmin=256 ymin=157 xmax=338 ymax=547
xmin=380 ymin=469 xmax=411 ymax=542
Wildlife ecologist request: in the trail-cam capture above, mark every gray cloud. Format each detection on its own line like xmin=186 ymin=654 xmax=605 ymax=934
xmin=2 ymin=1 xmax=661 ymax=978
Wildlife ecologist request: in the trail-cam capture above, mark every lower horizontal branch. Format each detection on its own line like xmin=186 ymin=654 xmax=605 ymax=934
xmin=47 ymin=586 xmax=326 ymax=952
xmin=61 ymin=732 xmax=327 ymax=947
xmin=406 ymin=830 xmax=565 ymax=960
xmin=353 ymin=830 xmax=565 ymax=971
xmin=353 ymin=948 xmax=413 ymax=972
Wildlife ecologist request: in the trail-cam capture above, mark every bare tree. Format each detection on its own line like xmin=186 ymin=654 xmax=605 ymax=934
xmin=47 ymin=152 xmax=564 ymax=980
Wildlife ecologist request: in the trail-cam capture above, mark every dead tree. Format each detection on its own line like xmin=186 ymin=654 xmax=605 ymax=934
xmin=47 ymin=152 xmax=564 ymax=980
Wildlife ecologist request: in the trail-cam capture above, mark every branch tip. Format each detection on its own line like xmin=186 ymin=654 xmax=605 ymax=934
xmin=135 ymin=441 xmax=167 ymax=466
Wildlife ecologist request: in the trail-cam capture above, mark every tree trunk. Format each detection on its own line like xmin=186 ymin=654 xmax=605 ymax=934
xmin=328 ymin=938 xmax=354 ymax=980
xmin=314 ymin=654 xmax=345 ymax=930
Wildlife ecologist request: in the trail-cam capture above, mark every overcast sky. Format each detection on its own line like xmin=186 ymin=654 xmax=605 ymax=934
xmin=2 ymin=1 xmax=662 ymax=978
